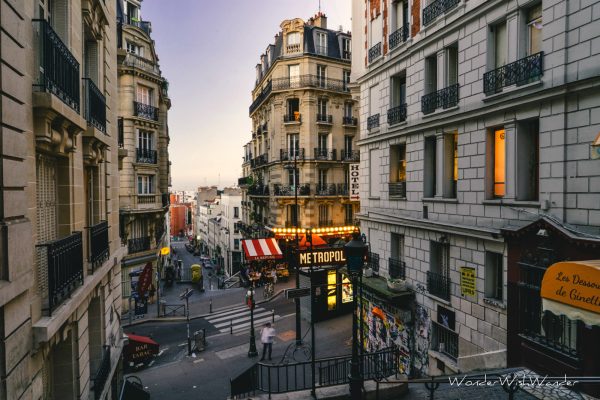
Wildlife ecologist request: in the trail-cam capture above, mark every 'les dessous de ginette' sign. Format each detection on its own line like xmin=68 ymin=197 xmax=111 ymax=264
xmin=298 ymin=248 xmax=346 ymax=267
xmin=350 ymin=163 xmax=360 ymax=201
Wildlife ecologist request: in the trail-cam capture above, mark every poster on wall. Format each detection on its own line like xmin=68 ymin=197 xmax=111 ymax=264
xmin=460 ymin=267 xmax=476 ymax=297
xmin=437 ymin=305 xmax=455 ymax=330
xmin=349 ymin=163 xmax=360 ymax=201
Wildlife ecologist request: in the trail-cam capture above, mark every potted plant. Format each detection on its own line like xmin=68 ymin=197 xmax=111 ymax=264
xmin=387 ymin=278 xmax=406 ymax=292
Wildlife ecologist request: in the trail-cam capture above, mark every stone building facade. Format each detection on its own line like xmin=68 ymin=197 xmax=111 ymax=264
xmin=117 ymin=0 xmax=171 ymax=306
xmin=351 ymin=0 xmax=600 ymax=379
xmin=1 ymin=0 xmax=124 ymax=398
xmin=239 ymin=14 xmax=359 ymax=238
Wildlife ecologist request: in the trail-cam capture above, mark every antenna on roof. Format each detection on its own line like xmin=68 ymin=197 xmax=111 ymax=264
xmin=318 ymin=0 xmax=321 ymax=13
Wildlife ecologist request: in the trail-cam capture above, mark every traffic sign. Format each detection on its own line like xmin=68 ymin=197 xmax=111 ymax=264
xmin=285 ymin=287 xmax=311 ymax=299
xmin=180 ymin=288 xmax=194 ymax=300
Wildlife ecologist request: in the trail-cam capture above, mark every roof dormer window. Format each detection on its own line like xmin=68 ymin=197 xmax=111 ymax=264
xmin=286 ymin=32 xmax=301 ymax=54
xmin=316 ymin=32 xmax=328 ymax=55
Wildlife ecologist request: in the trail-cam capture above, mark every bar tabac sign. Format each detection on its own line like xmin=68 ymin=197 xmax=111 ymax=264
xmin=541 ymin=261 xmax=600 ymax=314
xmin=349 ymin=163 xmax=360 ymax=201
xmin=298 ymin=248 xmax=347 ymax=267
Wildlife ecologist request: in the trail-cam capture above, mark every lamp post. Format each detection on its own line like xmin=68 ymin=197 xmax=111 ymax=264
xmin=247 ymin=284 xmax=258 ymax=357
xmin=285 ymin=152 xmax=302 ymax=345
xmin=344 ymin=233 xmax=367 ymax=400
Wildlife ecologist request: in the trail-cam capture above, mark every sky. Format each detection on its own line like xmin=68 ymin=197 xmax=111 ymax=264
xmin=141 ymin=0 xmax=352 ymax=191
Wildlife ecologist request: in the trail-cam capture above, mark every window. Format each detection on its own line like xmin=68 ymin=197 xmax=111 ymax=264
xmin=344 ymin=204 xmax=354 ymax=223
xmin=317 ymin=65 xmax=327 ymax=87
xmin=287 ymin=204 xmax=299 ymax=225
xmin=319 ymin=204 xmax=330 ymax=224
xmin=527 ymin=4 xmax=542 ymax=55
xmin=424 ymin=136 xmax=436 ymax=197
xmin=391 ymin=74 xmax=407 ymax=107
xmin=126 ymin=1 xmax=139 ymax=23
xmin=316 ymin=32 xmax=328 ymax=55
xmin=126 ymin=41 xmax=144 ymax=57
xmin=390 ymin=144 xmax=406 ymax=197
xmin=317 ymin=98 xmax=328 ymax=119
xmin=138 ymin=130 xmax=153 ymax=150
xmin=428 ymin=241 xmax=450 ymax=300
xmin=288 ymin=168 xmax=299 ymax=186
xmin=318 ymin=169 xmax=328 ymax=186
xmin=423 ymin=45 xmax=458 ymax=114
xmin=370 ymin=13 xmax=382 ymax=47
xmin=444 ymin=132 xmax=458 ymax=199
xmin=344 ymin=136 xmax=353 ymax=154
xmin=516 ymin=120 xmax=539 ymax=201
xmin=369 ymin=149 xmax=381 ymax=196
xmin=286 ymin=98 xmax=300 ymax=120
xmin=288 ymin=133 xmax=299 ymax=157
xmin=368 ymin=85 xmax=380 ymax=128
xmin=424 ymin=55 xmax=438 ymax=95
xmin=343 ymin=70 xmax=351 ymax=91
xmin=344 ymin=102 xmax=353 ymax=118
xmin=234 ymin=239 xmax=240 ymax=250
xmin=318 ymin=133 xmax=328 ymax=151
xmin=286 ymin=32 xmax=301 ymax=53
xmin=493 ymin=21 xmax=508 ymax=69
xmin=489 ymin=128 xmax=506 ymax=198
xmin=40 ymin=0 xmax=68 ymax=42
xmin=136 ymin=85 xmax=153 ymax=105
xmin=342 ymin=37 xmax=351 ymax=59
xmin=234 ymin=207 xmax=239 ymax=218
xmin=485 ymin=252 xmax=503 ymax=301
xmin=137 ymin=175 xmax=155 ymax=194
xmin=288 ymin=65 xmax=300 ymax=88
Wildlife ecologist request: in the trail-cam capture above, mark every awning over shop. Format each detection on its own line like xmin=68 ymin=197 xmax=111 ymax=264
xmin=242 ymin=238 xmax=283 ymax=260
xmin=541 ymin=260 xmax=600 ymax=326
xmin=124 ymin=334 xmax=159 ymax=364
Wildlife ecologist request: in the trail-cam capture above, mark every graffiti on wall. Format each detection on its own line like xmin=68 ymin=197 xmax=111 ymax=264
xmin=412 ymin=304 xmax=430 ymax=377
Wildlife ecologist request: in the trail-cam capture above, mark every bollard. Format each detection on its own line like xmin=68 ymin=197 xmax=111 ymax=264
xmin=230 ymin=319 xmax=233 ymax=334
xmin=209 ymin=298 xmax=213 ymax=313
xmin=272 ymin=309 xmax=275 ymax=323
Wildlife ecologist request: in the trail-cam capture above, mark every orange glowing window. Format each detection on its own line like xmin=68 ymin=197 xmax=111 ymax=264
xmin=494 ymin=129 xmax=506 ymax=197
xmin=453 ymin=132 xmax=458 ymax=182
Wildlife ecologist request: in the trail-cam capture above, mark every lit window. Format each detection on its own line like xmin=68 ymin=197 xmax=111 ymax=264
xmin=527 ymin=4 xmax=542 ymax=55
xmin=493 ymin=128 xmax=506 ymax=197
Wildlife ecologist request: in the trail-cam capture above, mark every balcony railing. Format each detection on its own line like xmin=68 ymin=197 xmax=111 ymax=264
xmin=314 ymin=148 xmax=337 ymax=161
xmin=483 ymin=52 xmax=544 ymax=95
xmin=387 ymin=103 xmax=407 ymax=125
xmin=271 ymin=75 xmax=351 ymax=93
xmin=389 ymin=181 xmax=406 ymax=198
xmin=136 ymin=148 xmax=157 ymax=164
xmin=389 ymin=25 xmax=410 ymax=50
xmin=93 ymin=346 xmax=111 ymax=400
xmin=37 ymin=232 xmax=84 ymax=315
xmin=33 ymin=20 xmax=80 ymax=112
xmin=83 ymin=78 xmax=107 ymax=132
xmin=368 ymin=42 xmax=382 ymax=63
xmin=88 ymin=221 xmax=109 ymax=272
xmin=137 ymin=195 xmax=157 ymax=205
xmin=280 ymin=148 xmax=305 ymax=161
xmin=274 ymin=184 xmax=310 ymax=196
xmin=125 ymin=16 xmax=151 ymax=35
xmin=343 ymin=116 xmax=358 ymax=126
xmin=122 ymin=53 xmax=160 ymax=75
xmin=128 ymin=236 xmax=151 ymax=254
xmin=421 ymin=83 xmax=459 ymax=115
xmin=316 ymin=183 xmax=337 ymax=196
xmin=134 ymin=101 xmax=159 ymax=121
xmin=250 ymin=154 xmax=268 ymax=168
xmin=287 ymin=43 xmax=301 ymax=53
xmin=341 ymin=150 xmax=360 ymax=162
xmin=423 ymin=0 xmax=460 ymax=26
xmin=316 ymin=114 xmax=333 ymax=124
xmin=388 ymin=258 xmax=406 ymax=279
xmin=283 ymin=113 xmax=302 ymax=123
xmin=367 ymin=114 xmax=380 ymax=130
xmin=367 ymin=252 xmax=380 ymax=273
xmin=118 ymin=118 xmax=124 ymax=148
xmin=432 ymin=322 xmax=459 ymax=361
xmin=342 ymin=50 xmax=352 ymax=60
xmin=336 ymin=184 xmax=349 ymax=196
xmin=427 ymin=271 xmax=451 ymax=300
xmin=249 ymin=80 xmax=272 ymax=115
xmin=248 ymin=185 xmax=270 ymax=196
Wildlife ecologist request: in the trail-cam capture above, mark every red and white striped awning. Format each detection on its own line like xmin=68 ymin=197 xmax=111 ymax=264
xmin=242 ymin=238 xmax=283 ymax=261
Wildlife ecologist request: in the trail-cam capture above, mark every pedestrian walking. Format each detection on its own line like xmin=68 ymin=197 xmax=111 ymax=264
xmin=259 ymin=322 xmax=276 ymax=361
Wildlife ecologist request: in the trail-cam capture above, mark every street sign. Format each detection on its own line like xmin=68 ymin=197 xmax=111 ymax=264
xmin=285 ymin=287 xmax=311 ymax=299
xmin=179 ymin=288 xmax=194 ymax=300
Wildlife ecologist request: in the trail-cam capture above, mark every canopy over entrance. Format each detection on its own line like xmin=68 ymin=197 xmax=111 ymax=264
xmin=242 ymin=238 xmax=283 ymax=261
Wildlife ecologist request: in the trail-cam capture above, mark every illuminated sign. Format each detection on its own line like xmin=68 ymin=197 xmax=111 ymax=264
xmin=349 ymin=163 xmax=360 ymax=201
xmin=541 ymin=261 xmax=600 ymax=314
xmin=298 ymin=248 xmax=347 ymax=267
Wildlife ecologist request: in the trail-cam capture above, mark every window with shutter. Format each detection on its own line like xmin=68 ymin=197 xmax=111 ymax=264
xmin=36 ymin=154 xmax=58 ymax=296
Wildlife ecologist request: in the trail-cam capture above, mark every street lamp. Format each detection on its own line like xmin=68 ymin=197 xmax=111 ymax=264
xmin=247 ymin=284 xmax=258 ymax=357
xmin=344 ymin=233 xmax=367 ymax=400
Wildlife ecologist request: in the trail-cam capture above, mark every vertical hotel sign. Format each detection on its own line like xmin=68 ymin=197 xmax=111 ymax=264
xmin=349 ymin=163 xmax=360 ymax=201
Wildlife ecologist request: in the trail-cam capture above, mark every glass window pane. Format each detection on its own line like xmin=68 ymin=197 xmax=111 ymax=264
xmin=494 ymin=129 xmax=506 ymax=197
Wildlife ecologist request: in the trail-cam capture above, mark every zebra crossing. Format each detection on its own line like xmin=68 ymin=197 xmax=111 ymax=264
xmin=204 ymin=304 xmax=280 ymax=334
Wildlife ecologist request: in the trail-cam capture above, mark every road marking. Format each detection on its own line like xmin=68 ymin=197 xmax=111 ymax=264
xmin=223 ymin=315 xmax=280 ymax=334
xmin=212 ymin=310 xmax=273 ymax=327
xmin=203 ymin=305 xmax=251 ymax=320
xmin=193 ymin=358 xmax=205 ymax=364
xmin=178 ymin=342 xmax=187 ymax=347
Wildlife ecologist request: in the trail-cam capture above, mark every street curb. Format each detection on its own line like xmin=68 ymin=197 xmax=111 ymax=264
xmin=121 ymin=288 xmax=286 ymax=328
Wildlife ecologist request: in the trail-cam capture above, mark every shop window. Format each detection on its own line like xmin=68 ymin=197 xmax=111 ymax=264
xmin=341 ymin=274 xmax=353 ymax=303
xmin=484 ymin=252 xmax=503 ymax=301
xmin=327 ymin=270 xmax=337 ymax=311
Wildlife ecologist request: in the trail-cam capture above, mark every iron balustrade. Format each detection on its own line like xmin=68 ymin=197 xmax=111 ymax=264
xmin=118 ymin=118 xmax=124 ymax=148
xmin=122 ymin=53 xmax=161 ymax=75
xmin=421 ymin=83 xmax=459 ymax=115
xmin=37 ymin=232 xmax=84 ymax=315
xmin=128 ymin=237 xmax=151 ymax=254
xmin=389 ymin=25 xmax=410 ymax=50
xmin=249 ymin=81 xmax=272 ymax=115
xmin=134 ymin=101 xmax=159 ymax=121
xmin=432 ymin=322 xmax=459 ymax=361
xmin=88 ymin=221 xmax=109 ymax=272
xmin=280 ymin=148 xmax=305 ymax=161
xmin=314 ymin=148 xmax=337 ymax=161
xmin=272 ymin=75 xmax=351 ymax=93
xmin=83 ymin=78 xmax=107 ymax=132
xmin=389 ymin=181 xmax=406 ymax=198
xmin=367 ymin=252 xmax=380 ymax=273
xmin=283 ymin=114 xmax=302 ymax=123
xmin=136 ymin=148 xmax=157 ymax=164
xmin=33 ymin=20 xmax=80 ymax=112
xmin=388 ymin=258 xmax=406 ymax=279
xmin=367 ymin=114 xmax=380 ymax=130
xmin=316 ymin=114 xmax=333 ymax=124
xmin=248 ymin=185 xmax=270 ymax=196
xmin=274 ymin=184 xmax=310 ymax=196
xmin=483 ymin=52 xmax=544 ymax=95
xmin=93 ymin=346 xmax=111 ymax=400
xmin=423 ymin=0 xmax=460 ymax=26
xmin=337 ymin=184 xmax=349 ymax=196
xmin=387 ymin=103 xmax=407 ymax=125
xmin=316 ymin=183 xmax=337 ymax=196
xmin=125 ymin=16 xmax=151 ymax=35
xmin=250 ymin=154 xmax=268 ymax=168
xmin=427 ymin=271 xmax=451 ymax=300
xmin=341 ymin=150 xmax=360 ymax=161
xmin=368 ymin=42 xmax=382 ymax=63
xmin=343 ymin=116 xmax=358 ymax=126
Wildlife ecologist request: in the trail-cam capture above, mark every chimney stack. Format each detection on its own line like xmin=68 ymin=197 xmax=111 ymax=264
xmin=314 ymin=12 xmax=327 ymax=29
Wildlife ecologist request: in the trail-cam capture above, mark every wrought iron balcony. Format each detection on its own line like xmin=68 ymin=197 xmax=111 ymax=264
xmin=283 ymin=113 xmax=302 ymax=123
xmin=271 ymin=75 xmax=351 ymax=93
xmin=432 ymin=322 xmax=459 ymax=361
xmin=128 ymin=236 xmax=151 ymax=254
xmin=341 ymin=150 xmax=360 ymax=162
xmin=387 ymin=104 xmax=407 ymax=125
xmin=36 ymin=232 xmax=84 ymax=315
xmin=421 ymin=84 xmax=459 ymax=115
xmin=136 ymin=148 xmax=157 ymax=164
xmin=273 ymin=184 xmax=310 ymax=196
xmin=280 ymin=148 xmax=305 ymax=161
xmin=368 ymin=42 xmax=382 ymax=63
xmin=388 ymin=258 xmax=406 ymax=279
xmin=389 ymin=181 xmax=406 ymax=198
xmin=314 ymin=148 xmax=337 ymax=161
xmin=118 ymin=118 xmax=124 ymax=148
xmin=250 ymin=154 xmax=268 ymax=168
xmin=88 ymin=221 xmax=109 ymax=272
xmin=389 ymin=25 xmax=410 ymax=50
xmin=367 ymin=114 xmax=380 ymax=130
xmin=249 ymin=80 xmax=272 ymax=115
xmin=367 ymin=252 xmax=380 ymax=273
xmin=248 ymin=184 xmax=270 ymax=196
xmin=316 ymin=183 xmax=337 ymax=196
xmin=33 ymin=20 xmax=80 ymax=112
xmin=83 ymin=78 xmax=106 ymax=132
xmin=423 ymin=0 xmax=460 ymax=26
xmin=134 ymin=101 xmax=159 ymax=121
xmin=336 ymin=183 xmax=349 ymax=196
xmin=427 ymin=271 xmax=451 ymax=300
xmin=483 ymin=52 xmax=544 ymax=95
xmin=316 ymin=114 xmax=333 ymax=124
xmin=343 ymin=116 xmax=358 ymax=126
xmin=93 ymin=346 xmax=111 ymax=400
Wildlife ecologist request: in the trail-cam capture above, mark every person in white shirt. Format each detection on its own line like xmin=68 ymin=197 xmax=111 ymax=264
xmin=259 ymin=322 xmax=276 ymax=361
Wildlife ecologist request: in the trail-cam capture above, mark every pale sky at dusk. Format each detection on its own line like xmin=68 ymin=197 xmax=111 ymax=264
xmin=141 ymin=1 xmax=352 ymax=190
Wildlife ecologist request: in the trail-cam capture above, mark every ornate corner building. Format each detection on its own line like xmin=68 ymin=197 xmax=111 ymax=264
xmin=351 ymin=0 xmax=600 ymax=390
xmin=116 ymin=0 xmax=171 ymax=307
xmin=0 ymin=0 xmax=124 ymax=398
xmin=239 ymin=13 xmax=360 ymax=239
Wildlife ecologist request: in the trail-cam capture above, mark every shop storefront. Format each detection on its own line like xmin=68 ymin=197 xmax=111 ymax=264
xmin=299 ymin=266 xmax=354 ymax=322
